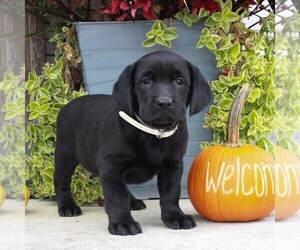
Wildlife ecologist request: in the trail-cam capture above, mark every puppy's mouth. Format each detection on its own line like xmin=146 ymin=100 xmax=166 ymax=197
xmin=138 ymin=112 xmax=179 ymax=130
xmin=137 ymin=105 xmax=186 ymax=130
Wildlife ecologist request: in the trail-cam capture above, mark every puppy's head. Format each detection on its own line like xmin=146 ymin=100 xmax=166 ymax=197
xmin=113 ymin=50 xmax=211 ymax=129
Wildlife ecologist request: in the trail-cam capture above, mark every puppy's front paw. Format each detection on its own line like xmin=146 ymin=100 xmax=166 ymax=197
xmin=162 ymin=212 xmax=196 ymax=230
xmin=58 ymin=202 xmax=82 ymax=217
xmin=130 ymin=199 xmax=146 ymax=210
xmin=108 ymin=221 xmax=142 ymax=236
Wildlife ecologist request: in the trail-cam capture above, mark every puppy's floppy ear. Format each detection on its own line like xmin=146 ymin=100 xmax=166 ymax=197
xmin=112 ymin=64 xmax=136 ymax=115
xmin=188 ymin=64 xmax=212 ymax=116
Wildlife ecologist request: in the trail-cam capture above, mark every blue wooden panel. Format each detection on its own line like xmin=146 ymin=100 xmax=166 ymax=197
xmin=75 ymin=21 xmax=218 ymax=199
xmin=76 ymin=21 xmax=218 ymax=94
xmin=186 ymin=141 xmax=202 ymax=157
xmin=188 ymin=121 xmax=211 ymax=139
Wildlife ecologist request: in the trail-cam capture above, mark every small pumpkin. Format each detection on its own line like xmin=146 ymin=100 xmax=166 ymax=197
xmin=275 ymin=146 xmax=300 ymax=220
xmin=188 ymin=84 xmax=275 ymax=222
xmin=24 ymin=186 xmax=30 ymax=207
xmin=0 ymin=185 xmax=5 ymax=207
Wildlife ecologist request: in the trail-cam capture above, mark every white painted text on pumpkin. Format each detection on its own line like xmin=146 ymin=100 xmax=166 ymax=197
xmin=205 ymin=157 xmax=300 ymax=197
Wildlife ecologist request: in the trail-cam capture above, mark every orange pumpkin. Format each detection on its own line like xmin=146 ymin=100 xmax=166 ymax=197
xmin=0 ymin=185 xmax=5 ymax=207
xmin=188 ymin=84 xmax=275 ymax=222
xmin=275 ymin=146 xmax=300 ymax=220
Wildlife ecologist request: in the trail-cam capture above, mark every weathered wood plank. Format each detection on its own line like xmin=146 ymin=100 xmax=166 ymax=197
xmin=0 ymin=7 xmax=25 ymax=132
xmin=25 ymin=11 xmax=45 ymax=76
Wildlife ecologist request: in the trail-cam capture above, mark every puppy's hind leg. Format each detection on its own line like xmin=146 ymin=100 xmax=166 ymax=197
xmin=54 ymin=144 xmax=82 ymax=217
xmin=128 ymin=189 xmax=147 ymax=210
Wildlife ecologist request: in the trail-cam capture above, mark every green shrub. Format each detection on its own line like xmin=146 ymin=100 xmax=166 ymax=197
xmin=24 ymin=26 xmax=104 ymax=205
xmin=198 ymin=3 xmax=276 ymax=153
xmin=25 ymin=58 xmax=103 ymax=205
xmin=0 ymin=69 xmax=25 ymax=198
xmin=274 ymin=12 xmax=300 ymax=156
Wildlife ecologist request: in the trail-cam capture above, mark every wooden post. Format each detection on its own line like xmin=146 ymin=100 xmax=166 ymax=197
xmin=0 ymin=5 xmax=25 ymax=130
xmin=25 ymin=4 xmax=46 ymax=135
xmin=25 ymin=9 xmax=46 ymax=77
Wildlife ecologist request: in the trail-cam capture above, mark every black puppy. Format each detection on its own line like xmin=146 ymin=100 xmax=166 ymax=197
xmin=54 ymin=50 xmax=211 ymax=235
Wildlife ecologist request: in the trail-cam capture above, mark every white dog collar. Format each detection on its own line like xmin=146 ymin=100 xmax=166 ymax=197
xmin=119 ymin=111 xmax=178 ymax=139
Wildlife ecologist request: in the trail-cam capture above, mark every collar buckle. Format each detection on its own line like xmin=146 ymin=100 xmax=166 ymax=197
xmin=156 ymin=130 xmax=164 ymax=139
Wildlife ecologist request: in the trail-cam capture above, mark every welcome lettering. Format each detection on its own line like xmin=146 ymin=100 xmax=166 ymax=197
xmin=205 ymin=157 xmax=276 ymax=197
xmin=275 ymin=162 xmax=300 ymax=197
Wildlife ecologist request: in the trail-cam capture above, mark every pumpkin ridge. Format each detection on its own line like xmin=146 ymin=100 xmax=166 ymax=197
xmin=240 ymin=146 xmax=256 ymax=220
xmin=242 ymin=145 xmax=274 ymax=221
xmin=190 ymin=154 xmax=201 ymax=212
xmin=226 ymin=145 xmax=237 ymax=220
xmin=197 ymin=147 xmax=213 ymax=218
xmin=215 ymin=146 xmax=229 ymax=222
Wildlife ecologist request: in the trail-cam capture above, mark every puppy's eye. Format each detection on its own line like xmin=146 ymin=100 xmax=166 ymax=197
xmin=175 ymin=77 xmax=185 ymax=85
xmin=142 ymin=77 xmax=151 ymax=85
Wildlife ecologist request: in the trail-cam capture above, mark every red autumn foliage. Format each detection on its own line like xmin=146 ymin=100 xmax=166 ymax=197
xmin=104 ymin=0 xmax=255 ymax=21
xmin=105 ymin=0 xmax=156 ymax=20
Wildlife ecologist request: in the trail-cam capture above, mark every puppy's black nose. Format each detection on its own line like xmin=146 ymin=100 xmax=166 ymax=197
xmin=156 ymin=98 xmax=172 ymax=108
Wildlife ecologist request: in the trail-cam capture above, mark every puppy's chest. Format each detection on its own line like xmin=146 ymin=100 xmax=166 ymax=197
xmin=124 ymin=142 xmax=170 ymax=184
xmin=124 ymin=159 xmax=159 ymax=184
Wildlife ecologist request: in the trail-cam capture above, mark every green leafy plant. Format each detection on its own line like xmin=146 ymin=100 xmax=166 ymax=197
xmin=24 ymin=27 xmax=104 ymax=205
xmin=274 ymin=12 xmax=300 ymax=156
xmin=142 ymin=20 xmax=178 ymax=48
xmin=175 ymin=5 xmax=202 ymax=28
xmin=142 ymin=6 xmax=208 ymax=48
xmin=0 ymin=69 xmax=25 ymax=199
xmin=49 ymin=25 xmax=83 ymax=90
xmin=25 ymin=58 xmax=104 ymax=205
xmin=197 ymin=1 xmax=275 ymax=154
xmin=204 ymin=0 xmax=239 ymax=32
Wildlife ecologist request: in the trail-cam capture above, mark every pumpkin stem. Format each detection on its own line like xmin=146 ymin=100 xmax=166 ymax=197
xmin=225 ymin=84 xmax=251 ymax=147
